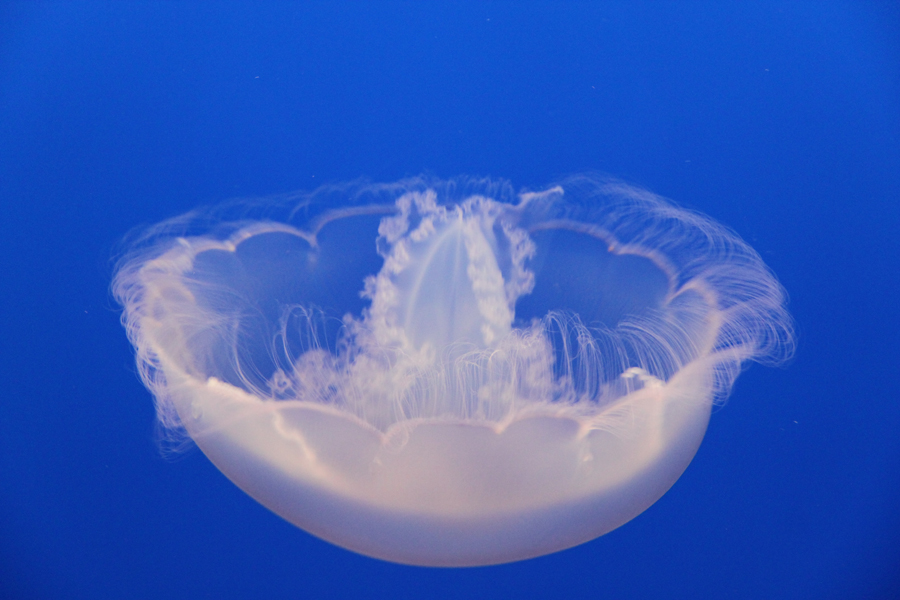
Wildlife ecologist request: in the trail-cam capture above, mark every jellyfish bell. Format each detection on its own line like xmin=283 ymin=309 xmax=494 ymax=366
xmin=113 ymin=176 xmax=793 ymax=566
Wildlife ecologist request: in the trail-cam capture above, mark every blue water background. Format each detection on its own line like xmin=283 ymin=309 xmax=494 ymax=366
xmin=1 ymin=2 xmax=898 ymax=599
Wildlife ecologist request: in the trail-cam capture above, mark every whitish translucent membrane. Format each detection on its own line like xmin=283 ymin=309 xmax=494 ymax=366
xmin=113 ymin=176 xmax=793 ymax=566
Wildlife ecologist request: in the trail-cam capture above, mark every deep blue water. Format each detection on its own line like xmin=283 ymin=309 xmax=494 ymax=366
xmin=1 ymin=2 xmax=898 ymax=599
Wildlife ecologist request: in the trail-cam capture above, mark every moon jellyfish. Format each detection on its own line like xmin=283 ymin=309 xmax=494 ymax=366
xmin=113 ymin=176 xmax=793 ymax=566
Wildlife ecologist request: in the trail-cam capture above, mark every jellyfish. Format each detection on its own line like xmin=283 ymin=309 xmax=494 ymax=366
xmin=113 ymin=176 xmax=793 ymax=566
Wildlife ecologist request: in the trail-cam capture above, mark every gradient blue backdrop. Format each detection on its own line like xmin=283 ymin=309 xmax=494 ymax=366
xmin=2 ymin=2 xmax=898 ymax=599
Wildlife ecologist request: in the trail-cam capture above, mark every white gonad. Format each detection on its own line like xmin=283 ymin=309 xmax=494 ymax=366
xmin=113 ymin=176 xmax=794 ymax=566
